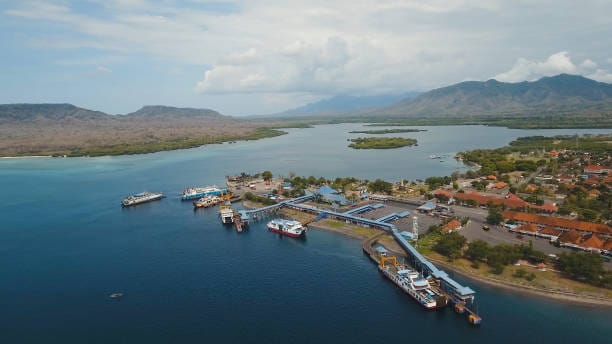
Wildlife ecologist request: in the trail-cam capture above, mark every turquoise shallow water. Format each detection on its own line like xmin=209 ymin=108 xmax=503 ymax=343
xmin=1 ymin=124 xmax=611 ymax=343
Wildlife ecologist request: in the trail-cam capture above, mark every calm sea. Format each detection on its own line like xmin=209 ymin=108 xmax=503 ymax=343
xmin=1 ymin=124 xmax=611 ymax=343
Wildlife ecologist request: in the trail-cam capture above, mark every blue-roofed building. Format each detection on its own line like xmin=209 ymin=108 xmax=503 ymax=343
xmin=316 ymin=185 xmax=349 ymax=205
xmin=417 ymin=201 xmax=436 ymax=213
xmin=282 ymin=182 xmax=292 ymax=190
xmin=374 ymin=245 xmax=388 ymax=256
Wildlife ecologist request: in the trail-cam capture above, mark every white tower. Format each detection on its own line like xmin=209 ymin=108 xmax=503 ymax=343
xmin=412 ymin=216 xmax=419 ymax=241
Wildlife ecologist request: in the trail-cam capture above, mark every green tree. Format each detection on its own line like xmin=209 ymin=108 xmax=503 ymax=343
xmin=578 ymin=209 xmax=598 ymax=222
xmin=557 ymin=252 xmax=607 ymax=286
xmin=368 ymin=179 xmax=393 ymax=194
xmin=465 ymin=240 xmax=490 ymax=262
xmin=433 ymin=232 xmax=467 ymax=260
xmin=486 ymin=207 xmax=504 ymax=225
xmin=262 ymin=170 xmax=273 ymax=181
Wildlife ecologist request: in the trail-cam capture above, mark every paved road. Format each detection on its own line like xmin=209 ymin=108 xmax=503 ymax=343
xmin=516 ymin=166 xmax=545 ymax=188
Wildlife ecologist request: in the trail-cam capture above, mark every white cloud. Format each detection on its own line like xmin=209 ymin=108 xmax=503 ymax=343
xmin=95 ymin=66 xmax=113 ymax=74
xmin=580 ymin=59 xmax=597 ymax=70
xmin=4 ymin=0 xmax=612 ymax=113
xmin=494 ymin=51 xmax=612 ymax=84
xmin=587 ymin=69 xmax=612 ymax=83
xmin=493 ymin=51 xmax=577 ymax=82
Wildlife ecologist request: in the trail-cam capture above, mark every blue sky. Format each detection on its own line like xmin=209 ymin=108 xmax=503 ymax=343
xmin=1 ymin=0 xmax=611 ymax=115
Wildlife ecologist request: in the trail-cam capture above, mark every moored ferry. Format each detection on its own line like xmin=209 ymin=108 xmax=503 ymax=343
xmin=219 ymin=202 xmax=234 ymax=224
xmin=267 ymin=219 xmax=306 ymax=238
xmin=193 ymin=195 xmax=222 ymax=209
xmin=122 ymin=192 xmax=164 ymax=207
xmin=182 ymin=186 xmax=228 ymax=201
xmin=379 ymin=258 xmax=447 ymax=309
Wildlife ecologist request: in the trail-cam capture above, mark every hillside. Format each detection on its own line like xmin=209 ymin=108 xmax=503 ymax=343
xmin=276 ymin=93 xmax=418 ymax=117
xmin=0 ymin=104 xmax=282 ymax=157
xmin=376 ymin=74 xmax=612 ymax=117
xmin=126 ymin=105 xmax=224 ymax=118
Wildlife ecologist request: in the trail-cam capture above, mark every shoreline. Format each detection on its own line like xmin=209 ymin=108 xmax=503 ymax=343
xmin=425 ymin=256 xmax=612 ymax=307
xmin=0 ymin=155 xmax=53 ymax=159
xmin=0 ymin=127 xmax=286 ymax=159
xmin=242 ymin=199 xmax=612 ymax=307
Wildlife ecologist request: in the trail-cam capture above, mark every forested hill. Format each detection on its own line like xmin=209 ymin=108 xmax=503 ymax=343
xmin=375 ymin=74 xmax=612 ymax=117
xmin=0 ymin=103 xmax=281 ymax=157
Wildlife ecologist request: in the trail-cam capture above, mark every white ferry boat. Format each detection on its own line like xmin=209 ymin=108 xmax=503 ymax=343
xmin=121 ymin=192 xmax=164 ymax=207
xmin=379 ymin=262 xmax=447 ymax=309
xmin=267 ymin=219 xmax=306 ymax=238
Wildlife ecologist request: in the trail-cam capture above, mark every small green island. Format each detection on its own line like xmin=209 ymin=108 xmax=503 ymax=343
xmin=349 ymin=129 xmax=427 ymax=134
xmin=348 ymin=137 xmax=417 ymax=149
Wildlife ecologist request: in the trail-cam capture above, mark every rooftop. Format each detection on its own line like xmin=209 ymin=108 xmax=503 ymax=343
xmin=502 ymin=211 xmax=611 ymax=235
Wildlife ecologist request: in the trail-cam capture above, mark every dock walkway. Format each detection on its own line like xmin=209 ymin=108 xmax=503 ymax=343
xmin=245 ymin=194 xmax=480 ymax=320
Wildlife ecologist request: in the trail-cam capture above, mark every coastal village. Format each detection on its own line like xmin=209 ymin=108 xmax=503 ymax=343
xmin=120 ymin=134 xmax=612 ymax=316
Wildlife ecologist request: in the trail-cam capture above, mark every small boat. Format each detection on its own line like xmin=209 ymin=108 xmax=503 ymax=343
xmin=109 ymin=293 xmax=124 ymax=299
xmin=267 ymin=218 xmax=306 ymax=238
xmin=122 ymin=192 xmax=164 ymax=207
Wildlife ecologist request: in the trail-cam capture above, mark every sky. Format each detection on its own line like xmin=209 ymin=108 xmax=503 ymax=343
xmin=1 ymin=0 xmax=611 ymax=116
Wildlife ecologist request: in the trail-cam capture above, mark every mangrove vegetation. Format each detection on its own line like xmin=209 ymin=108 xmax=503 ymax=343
xmin=348 ymin=137 xmax=417 ymax=149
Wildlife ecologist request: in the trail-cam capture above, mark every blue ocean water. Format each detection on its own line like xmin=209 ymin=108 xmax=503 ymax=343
xmin=1 ymin=125 xmax=611 ymax=343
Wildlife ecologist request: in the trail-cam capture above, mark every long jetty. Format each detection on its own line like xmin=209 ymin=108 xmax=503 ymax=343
xmin=243 ymin=194 xmax=481 ymax=323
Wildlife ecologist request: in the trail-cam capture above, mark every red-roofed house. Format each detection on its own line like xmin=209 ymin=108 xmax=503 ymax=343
xmin=558 ymin=230 xmax=583 ymax=248
xmin=441 ymin=219 xmax=462 ymax=234
xmin=583 ymin=165 xmax=611 ymax=174
xmin=492 ymin=182 xmax=508 ymax=189
xmin=604 ymin=239 xmax=612 ymax=253
xmin=588 ymin=189 xmax=601 ymax=198
xmin=539 ymin=227 xmax=563 ymax=240
xmin=502 ymin=211 xmax=611 ymax=236
xmin=525 ymin=184 xmax=538 ymax=193
xmin=513 ymin=223 xmax=539 ymax=235
xmin=530 ymin=203 xmax=558 ymax=214
xmin=433 ymin=189 xmax=453 ymax=199
xmin=579 ymin=234 xmax=605 ymax=251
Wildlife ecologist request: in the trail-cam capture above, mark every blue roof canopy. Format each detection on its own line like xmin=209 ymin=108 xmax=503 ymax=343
xmin=317 ymin=185 xmax=338 ymax=194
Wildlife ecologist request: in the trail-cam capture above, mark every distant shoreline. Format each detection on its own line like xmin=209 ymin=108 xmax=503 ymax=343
xmin=0 ymin=155 xmax=52 ymax=159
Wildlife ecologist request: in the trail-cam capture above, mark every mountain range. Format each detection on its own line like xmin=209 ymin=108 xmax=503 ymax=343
xmin=271 ymin=74 xmax=612 ymax=118
xmin=2 ymin=74 xmax=611 ymax=156
xmin=277 ymin=93 xmax=419 ymax=116
xmin=375 ymin=74 xmax=612 ymax=117
xmin=0 ymin=104 xmax=271 ymax=157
